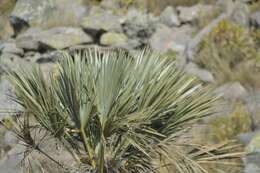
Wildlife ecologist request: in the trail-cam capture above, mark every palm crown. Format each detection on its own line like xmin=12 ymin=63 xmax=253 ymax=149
xmin=7 ymin=48 xmax=241 ymax=173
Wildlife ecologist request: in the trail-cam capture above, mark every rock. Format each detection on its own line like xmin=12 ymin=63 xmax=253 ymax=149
xmin=244 ymin=163 xmax=260 ymax=173
xmin=230 ymin=1 xmax=250 ymax=27
xmin=0 ymin=144 xmax=26 ymax=173
xmin=81 ymin=6 xmax=122 ymax=32
xmin=250 ymin=11 xmax=260 ymax=28
xmin=39 ymin=27 xmax=93 ymax=50
xmin=100 ymin=32 xmax=128 ymax=47
xmin=16 ymin=27 xmax=92 ymax=51
xmin=100 ymin=0 xmax=120 ymax=10
xmin=121 ymin=8 xmax=158 ymax=47
xmin=149 ymin=24 xmax=193 ymax=54
xmin=0 ymin=53 xmax=32 ymax=73
xmin=239 ymin=131 xmax=260 ymax=145
xmin=15 ymin=27 xmax=43 ymax=51
xmin=0 ymin=42 xmax=24 ymax=56
xmin=184 ymin=62 xmax=214 ymax=82
xmin=159 ymin=6 xmax=180 ymax=27
xmin=215 ymin=82 xmax=247 ymax=100
xmin=0 ymin=79 xmax=21 ymax=120
xmin=243 ymin=91 xmax=260 ymax=129
xmin=4 ymin=131 xmax=18 ymax=147
xmin=177 ymin=4 xmax=214 ymax=23
xmin=10 ymin=0 xmax=88 ymax=34
xmin=0 ymin=16 xmax=14 ymax=39
xmin=243 ymin=132 xmax=260 ymax=173
xmin=0 ymin=0 xmax=15 ymax=38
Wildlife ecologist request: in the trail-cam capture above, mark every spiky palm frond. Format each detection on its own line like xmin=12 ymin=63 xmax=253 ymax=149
xmin=7 ymin=48 xmax=242 ymax=173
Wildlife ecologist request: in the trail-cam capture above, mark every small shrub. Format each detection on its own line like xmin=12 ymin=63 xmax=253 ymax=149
xmin=195 ymin=19 xmax=260 ymax=88
xmin=207 ymin=102 xmax=252 ymax=143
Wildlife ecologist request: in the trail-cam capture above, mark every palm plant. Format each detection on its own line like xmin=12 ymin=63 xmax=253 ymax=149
xmin=6 ymin=48 xmax=242 ymax=173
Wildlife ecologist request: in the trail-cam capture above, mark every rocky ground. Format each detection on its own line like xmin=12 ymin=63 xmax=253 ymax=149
xmin=1 ymin=0 xmax=260 ymax=172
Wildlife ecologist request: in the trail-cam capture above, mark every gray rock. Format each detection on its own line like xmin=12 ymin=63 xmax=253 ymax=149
xmin=243 ymin=91 xmax=260 ymax=129
xmin=16 ymin=27 xmax=92 ymax=50
xmin=0 ymin=144 xmax=26 ymax=173
xmin=149 ymin=24 xmax=193 ymax=54
xmin=244 ymin=163 xmax=260 ymax=173
xmin=81 ymin=6 xmax=122 ymax=32
xmin=230 ymin=1 xmax=250 ymax=27
xmin=15 ymin=27 xmax=43 ymax=50
xmin=177 ymin=4 xmax=213 ymax=23
xmin=0 ymin=53 xmax=30 ymax=73
xmin=215 ymin=82 xmax=247 ymax=100
xmin=0 ymin=79 xmax=21 ymax=121
xmin=121 ymin=8 xmax=158 ymax=47
xmin=100 ymin=0 xmax=120 ymax=10
xmin=0 ymin=43 xmax=24 ymax=56
xmin=184 ymin=62 xmax=214 ymax=82
xmin=39 ymin=27 xmax=93 ymax=50
xmin=10 ymin=0 xmax=88 ymax=34
xmin=243 ymin=132 xmax=260 ymax=173
xmin=250 ymin=11 xmax=260 ymax=28
xmin=4 ymin=131 xmax=18 ymax=147
xmin=239 ymin=131 xmax=260 ymax=145
xmin=160 ymin=6 xmax=180 ymax=27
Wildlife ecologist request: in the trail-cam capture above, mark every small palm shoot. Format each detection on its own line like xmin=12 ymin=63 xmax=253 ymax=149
xmin=6 ymin=48 xmax=243 ymax=173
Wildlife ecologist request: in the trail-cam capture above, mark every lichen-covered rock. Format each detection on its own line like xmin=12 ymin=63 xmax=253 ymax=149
xmin=100 ymin=32 xmax=128 ymax=47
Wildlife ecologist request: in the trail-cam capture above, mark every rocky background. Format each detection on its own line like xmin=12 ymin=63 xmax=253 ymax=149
xmin=1 ymin=0 xmax=260 ymax=172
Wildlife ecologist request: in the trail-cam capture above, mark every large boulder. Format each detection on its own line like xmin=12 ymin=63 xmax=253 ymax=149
xmin=16 ymin=27 xmax=92 ymax=51
xmin=10 ymin=0 xmax=88 ymax=34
